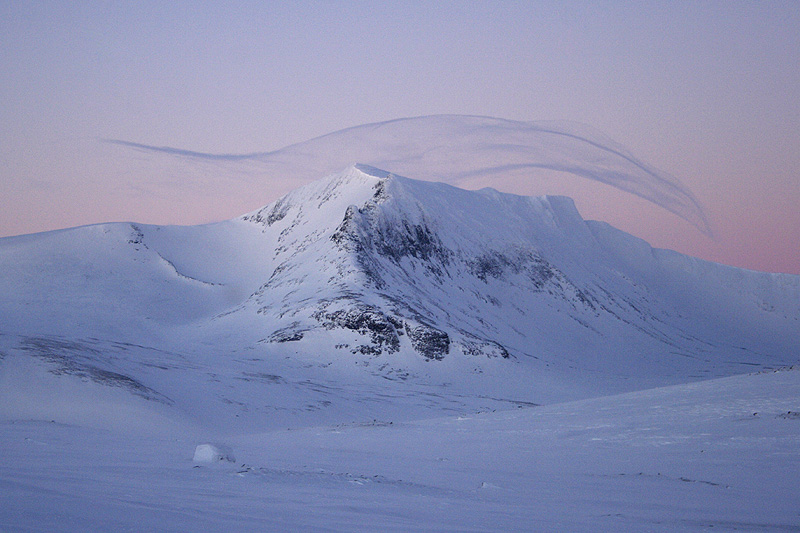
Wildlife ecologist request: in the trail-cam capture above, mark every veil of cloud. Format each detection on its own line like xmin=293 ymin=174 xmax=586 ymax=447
xmin=106 ymin=115 xmax=711 ymax=236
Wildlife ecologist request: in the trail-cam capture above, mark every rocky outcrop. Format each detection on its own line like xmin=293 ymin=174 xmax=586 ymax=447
xmin=405 ymin=323 xmax=450 ymax=360
xmin=314 ymin=305 xmax=403 ymax=356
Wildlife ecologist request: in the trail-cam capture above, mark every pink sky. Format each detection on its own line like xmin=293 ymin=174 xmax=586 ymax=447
xmin=1 ymin=2 xmax=798 ymax=274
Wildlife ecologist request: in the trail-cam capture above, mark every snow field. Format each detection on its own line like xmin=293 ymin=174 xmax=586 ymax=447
xmin=1 ymin=368 xmax=798 ymax=531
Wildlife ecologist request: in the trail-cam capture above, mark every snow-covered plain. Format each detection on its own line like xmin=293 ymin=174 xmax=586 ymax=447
xmin=1 ymin=369 xmax=798 ymax=531
xmin=1 ymin=165 xmax=798 ymax=530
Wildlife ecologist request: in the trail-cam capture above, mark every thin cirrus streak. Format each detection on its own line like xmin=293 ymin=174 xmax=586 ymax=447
xmin=104 ymin=114 xmax=712 ymax=236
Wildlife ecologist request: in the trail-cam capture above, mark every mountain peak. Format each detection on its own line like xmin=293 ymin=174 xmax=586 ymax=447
xmin=352 ymin=163 xmax=394 ymax=180
xmin=240 ymin=164 xmax=391 ymax=229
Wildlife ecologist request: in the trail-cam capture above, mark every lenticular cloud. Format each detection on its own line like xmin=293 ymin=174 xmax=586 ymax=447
xmin=107 ymin=115 xmax=711 ymax=235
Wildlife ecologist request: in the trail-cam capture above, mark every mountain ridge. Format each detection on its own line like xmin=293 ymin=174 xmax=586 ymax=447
xmin=0 ymin=164 xmax=798 ymax=431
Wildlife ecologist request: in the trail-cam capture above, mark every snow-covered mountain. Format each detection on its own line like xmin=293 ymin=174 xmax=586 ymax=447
xmin=237 ymin=163 xmax=796 ymax=370
xmin=2 ymin=164 xmax=799 ymax=530
xmin=0 ymin=164 xmax=797 ymax=432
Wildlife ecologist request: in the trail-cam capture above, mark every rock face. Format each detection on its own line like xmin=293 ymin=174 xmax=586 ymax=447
xmin=404 ymin=323 xmax=449 ymax=360
xmin=314 ymin=306 xmax=403 ymax=356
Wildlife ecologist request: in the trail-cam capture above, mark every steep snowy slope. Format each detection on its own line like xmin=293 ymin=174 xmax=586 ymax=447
xmin=0 ymin=164 xmax=798 ymax=432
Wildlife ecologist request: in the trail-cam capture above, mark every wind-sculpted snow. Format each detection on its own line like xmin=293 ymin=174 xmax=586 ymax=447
xmin=106 ymin=115 xmax=711 ymax=235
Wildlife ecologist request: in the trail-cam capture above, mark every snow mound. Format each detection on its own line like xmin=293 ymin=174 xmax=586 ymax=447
xmin=193 ymin=444 xmax=235 ymax=464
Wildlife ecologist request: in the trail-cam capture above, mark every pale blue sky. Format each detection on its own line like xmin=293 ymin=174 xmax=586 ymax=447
xmin=2 ymin=1 xmax=798 ymax=273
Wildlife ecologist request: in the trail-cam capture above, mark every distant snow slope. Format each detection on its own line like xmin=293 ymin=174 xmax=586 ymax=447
xmin=0 ymin=164 xmax=797 ymax=433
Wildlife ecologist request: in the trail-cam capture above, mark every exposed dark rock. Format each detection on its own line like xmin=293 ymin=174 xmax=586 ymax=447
xmin=330 ymin=206 xmax=362 ymax=251
xmin=470 ymin=250 xmax=559 ymax=288
xmin=471 ymin=252 xmax=512 ymax=281
xmin=314 ymin=305 xmax=401 ymax=355
xmin=375 ymin=220 xmax=451 ymax=266
xmin=468 ymin=250 xmax=599 ymax=314
xmin=574 ymin=289 xmax=597 ymax=311
xmin=331 ymin=202 xmax=452 ymax=284
xmin=269 ymin=324 xmax=305 ymax=343
xmin=459 ymin=338 xmax=511 ymax=359
xmin=405 ymin=323 xmax=450 ymax=360
xmin=128 ymin=224 xmax=147 ymax=249
xmin=243 ymin=198 xmax=290 ymax=227
xmin=526 ymin=257 xmax=558 ymax=289
xmin=372 ymin=180 xmax=388 ymax=202
xmin=387 ymin=315 xmax=405 ymax=334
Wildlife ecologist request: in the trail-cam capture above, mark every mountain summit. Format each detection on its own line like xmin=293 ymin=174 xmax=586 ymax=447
xmin=236 ymin=164 xmax=797 ymax=370
xmin=0 ymin=164 xmax=798 ymax=427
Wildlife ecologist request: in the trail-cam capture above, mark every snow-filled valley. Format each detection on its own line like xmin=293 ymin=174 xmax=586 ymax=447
xmin=1 ymin=164 xmax=798 ymax=530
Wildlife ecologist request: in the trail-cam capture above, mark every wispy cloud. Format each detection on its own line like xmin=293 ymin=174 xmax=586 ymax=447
xmin=102 ymin=139 xmax=267 ymax=161
xmin=104 ymin=115 xmax=712 ymax=236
